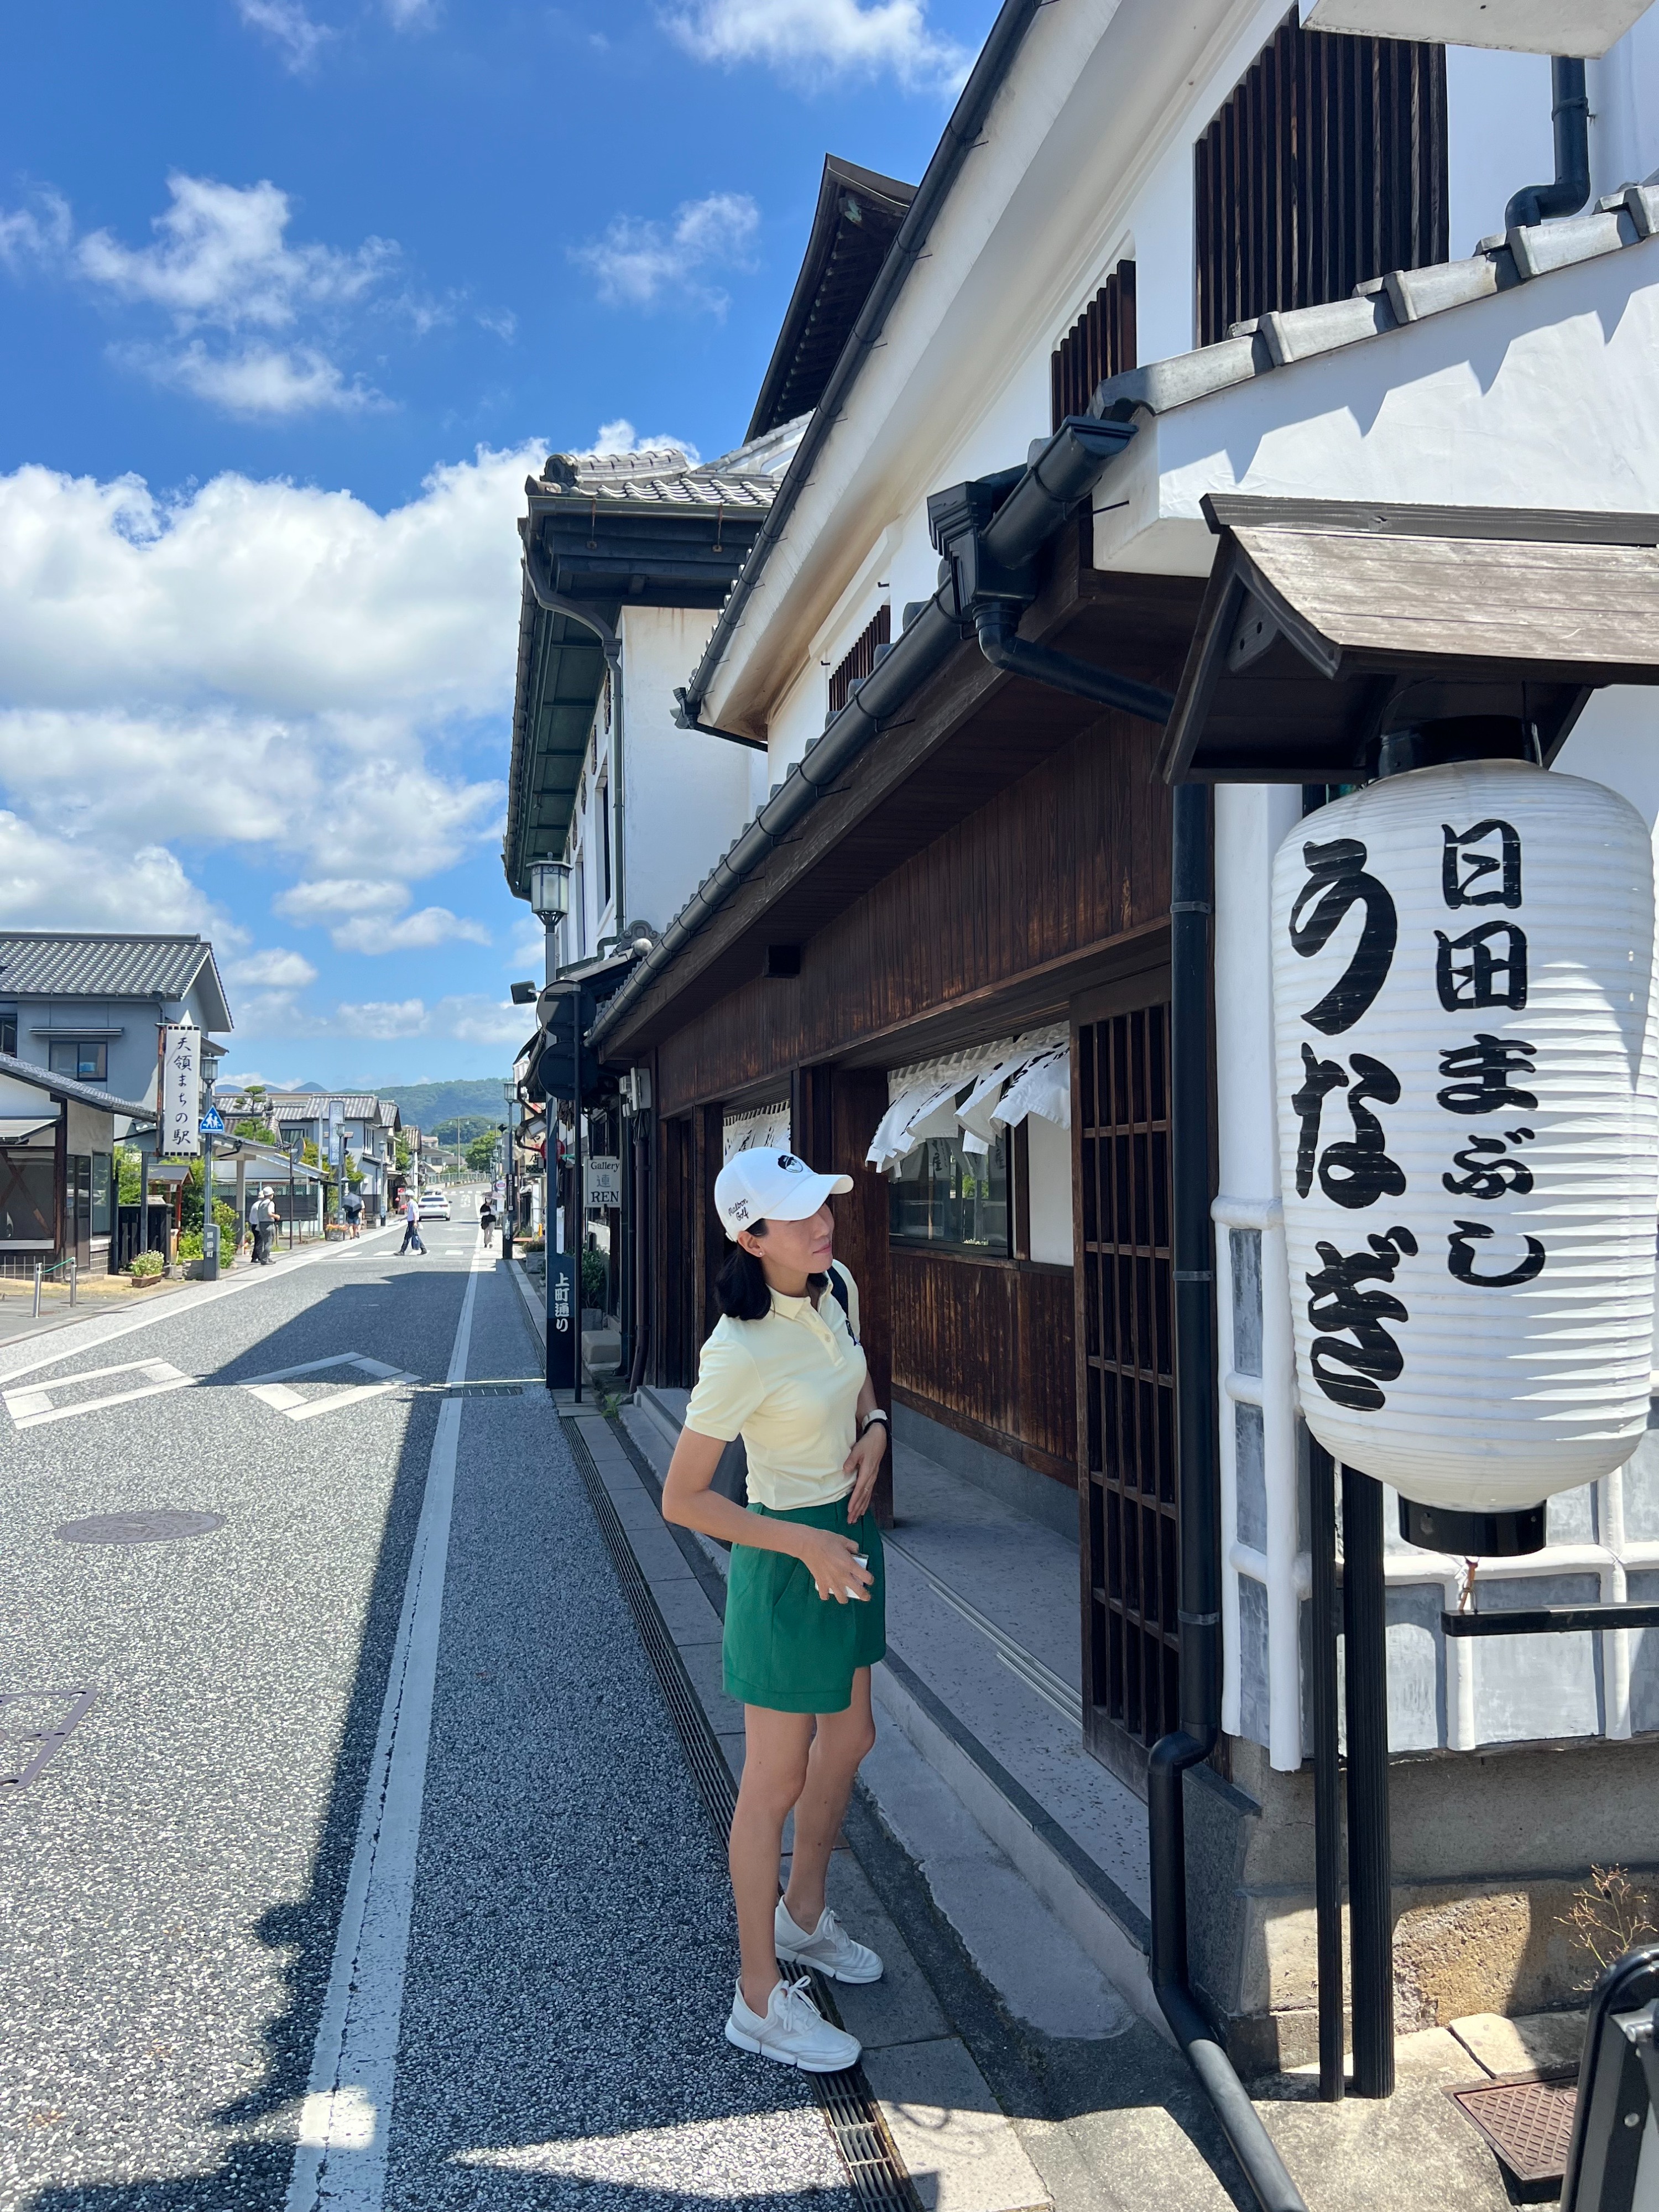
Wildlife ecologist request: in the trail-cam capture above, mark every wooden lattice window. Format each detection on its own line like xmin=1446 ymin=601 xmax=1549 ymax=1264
xmin=1077 ymin=1000 xmax=1178 ymax=1780
xmin=1194 ymin=8 xmax=1448 ymax=349
xmin=1051 ymin=260 xmax=1136 ymax=429
xmin=827 ymin=604 xmax=891 ymax=716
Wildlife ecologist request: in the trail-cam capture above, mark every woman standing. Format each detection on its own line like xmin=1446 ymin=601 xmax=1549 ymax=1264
xmin=662 ymin=1148 xmax=890 ymax=2072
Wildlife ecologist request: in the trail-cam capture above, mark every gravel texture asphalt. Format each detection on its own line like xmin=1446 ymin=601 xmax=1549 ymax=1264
xmin=0 ymin=1227 xmax=852 ymax=2211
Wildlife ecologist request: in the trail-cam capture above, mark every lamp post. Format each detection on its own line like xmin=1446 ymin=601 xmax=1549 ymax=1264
xmin=528 ymin=860 xmax=576 ymax=1396
xmin=501 ymin=1079 xmax=517 ymax=1260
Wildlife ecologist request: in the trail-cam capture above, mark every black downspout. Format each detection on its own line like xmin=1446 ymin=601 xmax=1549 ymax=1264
xmin=1505 ymin=58 xmax=1592 ymax=229
xmin=628 ymin=1120 xmax=650 ymax=1397
xmin=1151 ymin=782 xmax=1309 ymax=2212
xmin=973 ymin=607 xmax=1176 ymax=728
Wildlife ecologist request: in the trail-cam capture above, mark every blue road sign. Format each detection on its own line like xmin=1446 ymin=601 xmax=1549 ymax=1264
xmin=199 ymin=1107 xmax=226 ymax=1134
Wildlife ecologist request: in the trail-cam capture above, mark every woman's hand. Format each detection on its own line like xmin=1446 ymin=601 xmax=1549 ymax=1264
xmin=842 ymin=1422 xmax=886 ymax=1522
xmin=795 ymin=1526 xmax=872 ymax=1604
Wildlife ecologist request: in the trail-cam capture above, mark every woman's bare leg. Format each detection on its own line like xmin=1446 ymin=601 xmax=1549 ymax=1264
xmin=783 ymin=1668 xmax=875 ymax=1933
xmin=731 ymin=1706 xmax=813 ymax=2013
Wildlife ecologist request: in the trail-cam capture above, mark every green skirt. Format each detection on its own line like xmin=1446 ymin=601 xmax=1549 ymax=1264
xmin=723 ymin=1495 xmax=886 ymax=1715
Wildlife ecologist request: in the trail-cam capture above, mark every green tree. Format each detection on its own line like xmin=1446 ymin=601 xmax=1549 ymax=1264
xmin=465 ymin=1131 xmax=498 ymax=1173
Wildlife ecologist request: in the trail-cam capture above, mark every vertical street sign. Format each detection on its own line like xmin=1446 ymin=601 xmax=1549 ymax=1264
xmin=157 ymin=1022 xmax=200 ymax=1158
xmin=546 ymin=1249 xmax=577 ymax=1391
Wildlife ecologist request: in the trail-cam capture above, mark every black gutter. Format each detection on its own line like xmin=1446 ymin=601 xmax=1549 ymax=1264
xmin=1150 ymin=784 xmax=1309 ymax=2212
xmin=671 ymin=692 xmax=768 ymax=754
xmin=1505 ymin=58 xmax=1591 ymax=230
xmin=679 ymin=0 xmax=1050 ymax=726
xmin=591 ymin=414 xmax=1135 ymax=1050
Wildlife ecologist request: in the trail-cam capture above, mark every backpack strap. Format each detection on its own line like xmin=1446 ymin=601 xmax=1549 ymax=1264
xmin=827 ymin=1261 xmax=857 ymax=1341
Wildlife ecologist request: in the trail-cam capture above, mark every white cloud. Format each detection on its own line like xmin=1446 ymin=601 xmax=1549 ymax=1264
xmin=236 ymin=0 xmax=335 ymax=72
xmin=226 ymin=947 xmax=319 ymax=988
xmin=77 ymin=174 xmax=393 ymax=328
xmin=0 ymin=813 xmax=219 ymax=933
xmin=573 ymin=191 xmax=759 ymax=316
xmin=383 ymin=0 xmax=438 ymax=24
xmin=335 ymin=997 xmax=426 ymax=1040
xmin=0 ymin=447 xmax=535 ymax=1046
xmin=330 ymin=906 xmax=491 ymax=954
xmin=275 ymin=878 xmax=408 ymax=921
xmin=664 ymin=0 xmax=971 ymax=90
xmin=0 ymin=173 xmax=409 ymax=417
xmin=589 ymin=417 xmax=700 ymax=462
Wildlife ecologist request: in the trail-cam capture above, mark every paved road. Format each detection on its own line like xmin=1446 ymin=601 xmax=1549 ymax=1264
xmin=0 ymin=1226 xmax=852 ymax=2210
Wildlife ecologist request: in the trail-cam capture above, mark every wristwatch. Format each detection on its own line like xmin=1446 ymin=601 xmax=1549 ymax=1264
xmin=861 ymin=1409 xmax=890 ymax=1435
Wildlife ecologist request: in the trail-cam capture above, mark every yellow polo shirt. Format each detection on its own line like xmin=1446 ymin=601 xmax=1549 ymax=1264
xmin=684 ymin=1268 xmax=867 ymax=1511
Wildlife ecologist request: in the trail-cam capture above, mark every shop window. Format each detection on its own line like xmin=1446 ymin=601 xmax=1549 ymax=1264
xmin=1194 ymin=8 xmax=1448 ymax=349
xmin=91 ymin=1154 xmax=112 ymax=1237
xmin=0 ymin=1150 xmax=54 ymax=1244
xmin=48 ymin=1039 xmax=106 ymax=1082
xmin=890 ymin=1123 xmax=1009 ymax=1253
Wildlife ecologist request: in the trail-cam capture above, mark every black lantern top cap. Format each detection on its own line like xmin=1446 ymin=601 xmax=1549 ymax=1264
xmin=1158 ymin=497 xmax=1659 ymax=787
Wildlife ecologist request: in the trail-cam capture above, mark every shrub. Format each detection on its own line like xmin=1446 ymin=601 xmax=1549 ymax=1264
xmin=581 ymin=1246 xmax=608 ymax=1308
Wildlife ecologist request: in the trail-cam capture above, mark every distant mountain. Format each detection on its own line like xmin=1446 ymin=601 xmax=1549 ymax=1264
xmin=365 ymin=1077 xmax=512 ymax=1134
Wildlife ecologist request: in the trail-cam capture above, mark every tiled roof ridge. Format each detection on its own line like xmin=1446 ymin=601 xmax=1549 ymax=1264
xmin=0 ymin=929 xmax=205 ymax=946
xmin=1090 ymin=182 xmax=1659 ymax=424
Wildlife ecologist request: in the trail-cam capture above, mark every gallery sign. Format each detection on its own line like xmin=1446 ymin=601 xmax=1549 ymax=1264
xmin=1272 ymin=760 xmax=1659 ymax=1539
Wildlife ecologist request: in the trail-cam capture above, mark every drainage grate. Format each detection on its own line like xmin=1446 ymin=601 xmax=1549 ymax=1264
xmin=56 ymin=1509 xmax=226 ymax=1546
xmin=414 ymin=1379 xmax=534 ymax=1398
xmin=1 ymin=1688 xmax=95 ymax=1789
xmin=1450 ymin=2075 xmax=1578 ymax=2191
xmin=562 ymin=1418 xmax=920 ymax=2212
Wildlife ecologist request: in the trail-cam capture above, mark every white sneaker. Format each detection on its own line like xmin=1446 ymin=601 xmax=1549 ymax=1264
xmin=724 ymin=1975 xmax=861 ymax=2072
xmin=774 ymin=1900 xmax=884 ymax=1985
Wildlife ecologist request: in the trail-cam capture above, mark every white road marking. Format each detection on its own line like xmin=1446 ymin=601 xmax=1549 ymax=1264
xmin=238 ymin=1353 xmax=415 ymax=1424
xmin=0 ymin=1223 xmax=403 ymax=1390
xmin=3 ymin=1357 xmax=195 ymax=1431
xmin=285 ymin=1234 xmax=484 ymax=2212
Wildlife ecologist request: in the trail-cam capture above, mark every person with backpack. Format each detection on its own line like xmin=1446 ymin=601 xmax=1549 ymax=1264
xmin=249 ymin=1187 xmax=279 ymax=1265
xmin=661 ymin=1149 xmax=889 ymax=2074
xmin=342 ymin=1184 xmax=364 ymax=1238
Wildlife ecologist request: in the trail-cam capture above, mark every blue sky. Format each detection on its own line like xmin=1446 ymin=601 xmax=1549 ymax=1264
xmin=0 ymin=0 xmax=994 ymax=1086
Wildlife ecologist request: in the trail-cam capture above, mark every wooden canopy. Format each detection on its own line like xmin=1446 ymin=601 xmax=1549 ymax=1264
xmin=1156 ymin=497 xmax=1659 ymax=784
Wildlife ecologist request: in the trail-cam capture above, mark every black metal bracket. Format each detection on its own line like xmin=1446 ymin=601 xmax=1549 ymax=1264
xmin=1443 ymin=1604 xmax=1659 ymax=1638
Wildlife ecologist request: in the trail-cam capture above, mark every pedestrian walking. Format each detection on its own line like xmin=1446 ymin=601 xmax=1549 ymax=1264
xmin=343 ymin=1185 xmax=364 ymax=1239
xmin=661 ymin=1149 xmax=889 ymax=2073
xmin=249 ymin=1186 xmax=279 ymax=1265
xmin=398 ymin=1190 xmax=426 ymax=1256
xmin=479 ymin=1192 xmax=495 ymax=1249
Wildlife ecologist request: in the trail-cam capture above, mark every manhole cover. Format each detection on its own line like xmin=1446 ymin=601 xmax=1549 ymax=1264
xmin=1450 ymin=2076 xmax=1578 ymax=2190
xmin=55 ymin=1509 xmax=226 ymax=1546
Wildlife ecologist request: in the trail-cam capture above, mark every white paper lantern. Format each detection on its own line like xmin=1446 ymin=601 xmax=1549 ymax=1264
xmin=1271 ymin=759 xmax=1659 ymax=1522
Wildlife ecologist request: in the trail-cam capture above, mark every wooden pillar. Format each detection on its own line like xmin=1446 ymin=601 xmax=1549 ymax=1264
xmin=700 ymin=1103 xmax=724 ymax=1344
xmin=53 ymin=1098 xmax=66 ymax=1261
xmin=829 ymin=1067 xmax=894 ymax=1528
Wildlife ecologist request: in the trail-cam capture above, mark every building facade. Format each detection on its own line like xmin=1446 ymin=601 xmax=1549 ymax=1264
xmin=511 ymin=0 xmax=1659 ymax=2068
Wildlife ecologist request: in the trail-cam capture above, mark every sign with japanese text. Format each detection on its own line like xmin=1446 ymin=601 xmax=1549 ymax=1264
xmin=158 ymin=1022 xmax=201 ymax=1159
xmin=545 ymin=1249 xmax=577 ymax=1391
xmin=1272 ymin=760 xmax=1659 ymax=1516
xmin=585 ymin=1155 xmax=621 ymax=1208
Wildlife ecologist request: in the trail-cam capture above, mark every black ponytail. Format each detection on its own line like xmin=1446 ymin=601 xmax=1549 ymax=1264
xmin=714 ymin=1224 xmax=834 ymax=1323
xmin=715 ymin=1224 xmax=773 ymax=1320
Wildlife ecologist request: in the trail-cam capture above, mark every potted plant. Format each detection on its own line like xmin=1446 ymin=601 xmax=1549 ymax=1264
xmin=126 ymin=1250 xmax=164 ymax=1287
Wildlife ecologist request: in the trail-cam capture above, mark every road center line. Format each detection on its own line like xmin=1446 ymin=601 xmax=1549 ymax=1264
xmin=284 ymin=1236 xmax=484 ymax=2212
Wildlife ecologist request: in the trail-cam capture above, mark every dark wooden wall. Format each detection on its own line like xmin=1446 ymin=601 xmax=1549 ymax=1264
xmin=891 ymin=1249 xmax=1076 ymax=1481
xmin=654 ymin=709 xmax=1170 ymax=1116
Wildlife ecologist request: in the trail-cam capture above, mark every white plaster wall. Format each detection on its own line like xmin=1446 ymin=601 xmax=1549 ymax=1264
xmin=1591 ymin=8 xmax=1659 ymax=202
xmin=618 ymin=607 xmax=753 ymax=932
xmin=1447 ymin=47 xmax=1554 ymax=255
xmin=1025 ymin=1109 xmax=1074 ymax=1265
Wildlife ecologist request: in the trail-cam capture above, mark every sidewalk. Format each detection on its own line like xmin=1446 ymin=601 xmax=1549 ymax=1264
xmin=592 ymin=1333 xmax=1567 ymax=2210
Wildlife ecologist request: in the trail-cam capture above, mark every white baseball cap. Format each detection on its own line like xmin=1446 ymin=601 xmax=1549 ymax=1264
xmin=714 ymin=1148 xmax=852 ymax=1238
